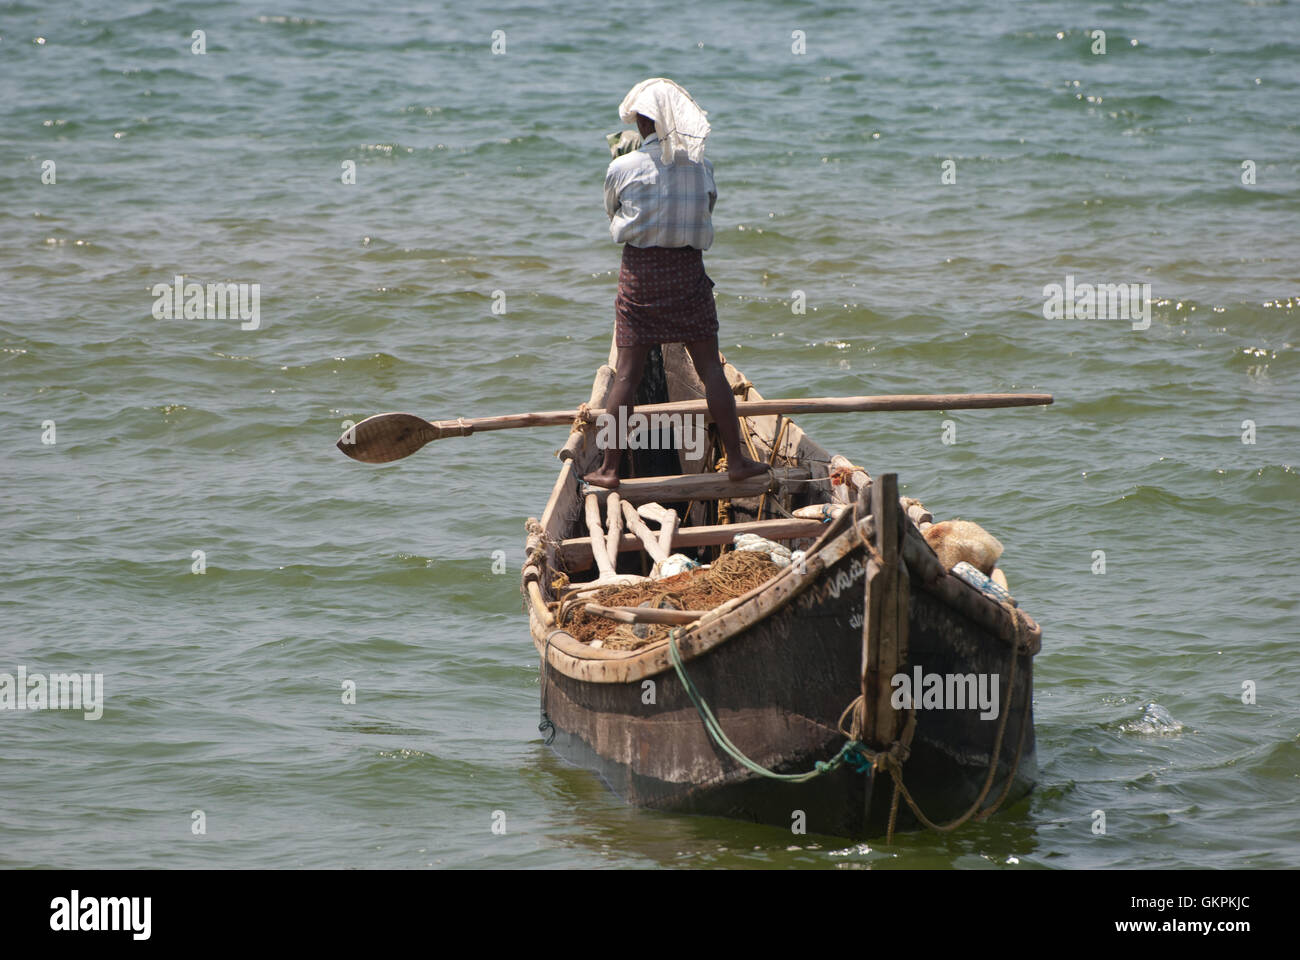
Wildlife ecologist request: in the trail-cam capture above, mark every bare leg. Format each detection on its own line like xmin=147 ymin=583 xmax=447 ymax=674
xmin=684 ymin=338 xmax=770 ymax=482
xmin=582 ymin=342 xmax=652 ymax=490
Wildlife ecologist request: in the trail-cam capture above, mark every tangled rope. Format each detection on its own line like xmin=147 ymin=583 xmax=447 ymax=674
xmin=714 ymin=455 xmax=732 ymax=528
xmin=570 ymin=401 xmax=594 ymax=433
xmin=847 ymin=504 xmax=1031 ymax=840
xmin=871 ymin=646 xmax=1029 ymax=841
xmin=655 ymin=496 xmax=1035 ymax=842
xmin=667 ymin=630 xmax=873 ymax=782
xmin=523 ymin=517 xmax=550 ymax=573
xmin=830 ymin=461 xmax=866 ymax=487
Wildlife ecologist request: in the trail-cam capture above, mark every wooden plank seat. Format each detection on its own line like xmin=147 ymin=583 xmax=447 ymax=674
xmin=579 ymin=466 xmax=811 ymax=507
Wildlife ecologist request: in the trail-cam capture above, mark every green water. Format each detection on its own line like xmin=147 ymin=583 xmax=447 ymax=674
xmin=1 ymin=0 xmax=1297 ymax=868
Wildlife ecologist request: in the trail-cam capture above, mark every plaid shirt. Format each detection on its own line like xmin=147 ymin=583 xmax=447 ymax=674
xmin=605 ymin=133 xmax=716 ymax=250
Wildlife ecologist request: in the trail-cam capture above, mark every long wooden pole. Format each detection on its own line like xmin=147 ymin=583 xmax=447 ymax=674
xmin=584 ymin=494 xmax=615 ymax=580
xmin=431 ymin=393 xmax=1050 ymax=434
xmin=338 ymin=393 xmax=1053 ymax=463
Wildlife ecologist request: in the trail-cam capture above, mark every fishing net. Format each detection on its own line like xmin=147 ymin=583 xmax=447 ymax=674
xmin=557 ymin=551 xmax=783 ymax=650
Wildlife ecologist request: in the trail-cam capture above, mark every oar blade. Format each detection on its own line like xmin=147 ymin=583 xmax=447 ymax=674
xmin=337 ymin=412 xmax=439 ymax=463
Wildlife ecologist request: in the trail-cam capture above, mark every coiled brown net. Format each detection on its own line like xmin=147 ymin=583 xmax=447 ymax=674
xmin=558 ymin=551 xmax=783 ymax=649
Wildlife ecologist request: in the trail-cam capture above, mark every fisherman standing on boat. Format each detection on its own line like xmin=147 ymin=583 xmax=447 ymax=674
xmin=583 ymin=77 xmax=769 ymax=490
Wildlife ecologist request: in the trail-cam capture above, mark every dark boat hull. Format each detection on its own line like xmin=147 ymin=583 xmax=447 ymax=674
xmin=540 ymin=541 xmax=1036 ymax=839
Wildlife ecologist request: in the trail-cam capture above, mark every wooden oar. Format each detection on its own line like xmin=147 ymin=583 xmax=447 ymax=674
xmin=337 ymin=392 xmax=1053 ymax=464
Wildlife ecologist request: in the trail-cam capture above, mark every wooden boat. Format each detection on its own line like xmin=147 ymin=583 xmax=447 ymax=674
xmin=522 ymin=342 xmax=1043 ymax=839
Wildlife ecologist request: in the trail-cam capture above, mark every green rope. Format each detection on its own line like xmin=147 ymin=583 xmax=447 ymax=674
xmin=666 ymin=629 xmax=873 ymax=782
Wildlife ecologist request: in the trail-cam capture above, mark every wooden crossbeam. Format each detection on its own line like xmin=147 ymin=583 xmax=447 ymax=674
xmin=580 ymin=466 xmax=811 ymax=507
xmin=557 ymin=516 xmax=828 ymax=571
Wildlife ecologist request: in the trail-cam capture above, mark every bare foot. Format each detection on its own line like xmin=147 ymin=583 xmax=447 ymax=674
xmin=727 ymin=457 xmax=771 ymax=482
xmin=583 ymin=468 xmax=620 ymax=490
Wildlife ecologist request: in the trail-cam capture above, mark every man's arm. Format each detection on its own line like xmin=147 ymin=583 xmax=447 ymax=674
xmin=604 ymin=163 xmax=622 ymax=220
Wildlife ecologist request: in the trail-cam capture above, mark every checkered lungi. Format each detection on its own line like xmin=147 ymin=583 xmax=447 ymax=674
xmin=614 ymin=244 xmax=719 ymax=347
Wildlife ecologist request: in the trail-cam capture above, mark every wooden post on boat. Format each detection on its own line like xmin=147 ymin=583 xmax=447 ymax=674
xmin=558 ymin=364 xmax=615 ymax=462
xmin=585 ymin=493 xmax=616 ymax=580
xmin=620 ymin=500 xmax=670 ymax=564
xmin=637 ymin=502 xmax=680 ymax=558
xmin=658 ymin=508 xmax=678 ymax=558
xmin=859 ymin=474 xmax=910 ymax=754
xmin=831 ymin=454 xmax=870 ymax=506
xmin=605 ymin=492 xmax=625 ymax=568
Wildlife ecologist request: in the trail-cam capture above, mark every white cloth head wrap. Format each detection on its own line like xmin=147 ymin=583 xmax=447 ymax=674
xmin=618 ymin=77 xmax=710 ymax=165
